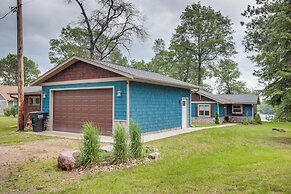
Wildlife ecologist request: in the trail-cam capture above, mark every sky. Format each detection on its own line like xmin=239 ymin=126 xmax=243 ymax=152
xmin=0 ymin=0 xmax=260 ymax=90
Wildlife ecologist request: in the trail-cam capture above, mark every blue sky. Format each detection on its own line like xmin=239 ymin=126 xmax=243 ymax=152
xmin=0 ymin=0 xmax=261 ymax=90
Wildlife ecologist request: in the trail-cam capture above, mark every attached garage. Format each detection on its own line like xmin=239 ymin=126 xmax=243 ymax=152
xmin=32 ymin=56 xmax=198 ymax=135
xmin=52 ymin=88 xmax=113 ymax=135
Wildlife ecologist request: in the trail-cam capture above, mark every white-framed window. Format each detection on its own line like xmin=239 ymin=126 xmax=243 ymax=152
xmin=198 ymin=104 xmax=210 ymax=117
xmin=232 ymin=104 xmax=243 ymax=114
xmin=29 ymin=96 xmax=40 ymax=105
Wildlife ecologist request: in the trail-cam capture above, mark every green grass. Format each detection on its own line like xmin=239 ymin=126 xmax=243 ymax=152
xmin=0 ymin=116 xmax=53 ymax=144
xmin=1 ymin=122 xmax=291 ymax=193
xmin=191 ymin=122 xmax=221 ymax=127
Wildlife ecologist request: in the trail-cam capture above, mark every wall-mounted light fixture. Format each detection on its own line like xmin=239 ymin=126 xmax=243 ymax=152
xmin=117 ymin=90 xmax=122 ymax=97
xmin=42 ymin=92 xmax=46 ymax=98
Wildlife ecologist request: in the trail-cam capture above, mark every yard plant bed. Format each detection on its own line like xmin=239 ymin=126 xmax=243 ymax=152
xmin=0 ymin=122 xmax=290 ymax=193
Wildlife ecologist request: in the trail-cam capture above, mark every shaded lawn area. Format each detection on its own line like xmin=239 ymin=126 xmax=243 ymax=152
xmin=1 ymin=122 xmax=291 ymax=193
xmin=0 ymin=116 xmax=53 ymax=144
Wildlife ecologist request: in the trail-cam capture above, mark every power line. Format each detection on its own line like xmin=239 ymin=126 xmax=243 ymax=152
xmin=0 ymin=6 xmax=17 ymax=21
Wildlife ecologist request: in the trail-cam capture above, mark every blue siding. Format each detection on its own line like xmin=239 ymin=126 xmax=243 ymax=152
xmin=219 ymin=104 xmax=226 ymax=117
xmin=130 ymin=81 xmax=190 ymax=132
xmin=42 ymin=81 xmax=127 ymax=120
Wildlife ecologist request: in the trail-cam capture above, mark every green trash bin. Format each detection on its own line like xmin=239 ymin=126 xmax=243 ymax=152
xmin=29 ymin=112 xmax=48 ymax=132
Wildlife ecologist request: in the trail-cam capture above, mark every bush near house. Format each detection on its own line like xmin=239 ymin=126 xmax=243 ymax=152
xmin=255 ymin=113 xmax=262 ymax=124
xmin=129 ymin=121 xmax=143 ymax=158
xmin=78 ymin=122 xmax=101 ymax=167
xmin=214 ymin=112 xmax=220 ymax=124
xmin=3 ymin=107 xmax=11 ymax=117
xmin=241 ymin=118 xmax=248 ymax=125
xmin=113 ymin=124 xmax=129 ymax=162
xmin=3 ymin=105 xmax=18 ymax=117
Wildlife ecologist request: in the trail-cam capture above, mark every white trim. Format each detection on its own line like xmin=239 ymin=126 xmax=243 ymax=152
xmin=232 ymin=104 xmax=243 ymax=114
xmin=217 ymin=103 xmax=220 ymax=116
xmin=189 ymin=91 xmax=192 ymax=124
xmin=49 ymin=86 xmax=115 ymax=134
xmin=40 ymin=77 xmax=127 ymax=86
xmin=191 ymin=101 xmax=217 ymax=104
xmin=126 ymin=80 xmax=130 ymax=128
xmin=197 ymin=104 xmax=211 ymax=117
xmin=181 ymin=98 xmax=188 ymax=128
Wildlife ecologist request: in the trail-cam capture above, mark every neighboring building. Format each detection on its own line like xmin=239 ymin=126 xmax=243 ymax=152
xmin=191 ymin=90 xmax=260 ymax=123
xmin=9 ymin=86 xmax=42 ymax=124
xmin=31 ymin=56 xmax=198 ymax=135
xmin=0 ymin=85 xmax=18 ymax=114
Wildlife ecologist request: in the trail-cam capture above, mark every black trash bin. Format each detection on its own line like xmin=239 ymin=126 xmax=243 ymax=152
xmin=29 ymin=112 xmax=48 ymax=132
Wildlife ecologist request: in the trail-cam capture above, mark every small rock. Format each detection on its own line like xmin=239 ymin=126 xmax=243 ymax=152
xmin=57 ymin=151 xmax=79 ymax=170
xmin=149 ymin=151 xmax=160 ymax=160
xmin=272 ymin=128 xmax=286 ymax=133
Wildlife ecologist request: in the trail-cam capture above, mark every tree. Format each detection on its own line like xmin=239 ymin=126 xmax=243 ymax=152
xmin=0 ymin=54 xmax=40 ymax=86
xmin=170 ymin=2 xmax=236 ymax=86
xmin=63 ymin=0 xmax=146 ymax=61
xmin=210 ymin=59 xmax=250 ymax=94
xmin=241 ymin=0 xmax=291 ymax=120
xmin=49 ymin=25 xmax=128 ymax=66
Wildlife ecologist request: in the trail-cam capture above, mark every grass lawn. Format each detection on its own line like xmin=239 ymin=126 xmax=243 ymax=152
xmin=1 ymin=122 xmax=291 ymax=193
xmin=191 ymin=123 xmax=221 ymax=127
xmin=0 ymin=116 xmax=53 ymax=144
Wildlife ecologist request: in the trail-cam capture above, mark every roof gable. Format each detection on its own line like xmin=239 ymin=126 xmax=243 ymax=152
xmin=45 ymin=60 xmax=122 ymax=83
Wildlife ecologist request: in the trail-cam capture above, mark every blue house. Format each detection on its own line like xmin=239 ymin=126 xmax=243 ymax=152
xmin=31 ymin=56 xmax=198 ymax=135
xmin=191 ymin=90 xmax=260 ymax=123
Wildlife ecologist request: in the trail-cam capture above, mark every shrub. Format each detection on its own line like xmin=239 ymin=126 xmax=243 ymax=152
xmin=113 ymin=124 xmax=128 ymax=162
xmin=255 ymin=114 xmax=262 ymax=124
xmin=78 ymin=122 xmax=101 ymax=167
xmin=249 ymin=119 xmax=255 ymax=125
xmin=241 ymin=118 xmax=248 ymax=125
xmin=129 ymin=121 xmax=143 ymax=158
xmin=214 ymin=112 xmax=220 ymax=124
xmin=10 ymin=105 xmax=18 ymax=117
xmin=3 ymin=107 xmax=11 ymax=117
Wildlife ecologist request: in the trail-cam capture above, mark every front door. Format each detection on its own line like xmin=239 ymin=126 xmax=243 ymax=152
xmin=181 ymin=98 xmax=187 ymax=128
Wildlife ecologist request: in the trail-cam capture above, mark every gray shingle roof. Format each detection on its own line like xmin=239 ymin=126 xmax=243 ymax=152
xmin=196 ymin=90 xmax=260 ymax=104
xmin=32 ymin=56 xmax=199 ymax=89
xmin=9 ymin=86 xmax=41 ymax=95
xmin=82 ymin=57 xmax=199 ymax=89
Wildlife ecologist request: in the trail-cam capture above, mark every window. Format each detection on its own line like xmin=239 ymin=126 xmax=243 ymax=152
xmin=29 ymin=96 xmax=40 ymax=105
xmin=232 ymin=104 xmax=243 ymax=114
xmin=198 ymin=104 xmax=210 ymax=117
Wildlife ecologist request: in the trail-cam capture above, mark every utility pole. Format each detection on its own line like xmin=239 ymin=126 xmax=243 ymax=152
xmin=17 ymin=0 xmax=24 ymax=131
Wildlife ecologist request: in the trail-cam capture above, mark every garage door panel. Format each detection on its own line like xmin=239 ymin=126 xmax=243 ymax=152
xmin=53 ymin=88 xmax=113 ymax=135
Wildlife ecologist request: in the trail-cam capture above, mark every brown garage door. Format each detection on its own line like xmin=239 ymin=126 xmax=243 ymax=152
xmin=53 ymin=88 xmax=113 ymax=135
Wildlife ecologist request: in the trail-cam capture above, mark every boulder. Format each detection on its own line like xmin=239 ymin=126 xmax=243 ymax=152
xmin=57 ymin=150 xmax=79 ymax=170
xmin=149 ymin=151 xmax=160 ymax=160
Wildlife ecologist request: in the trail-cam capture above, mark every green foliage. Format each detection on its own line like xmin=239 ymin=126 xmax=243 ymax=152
xmin=249 ymin=120 xmax=255 ymax=125
xmin=0 ymin=54 xmax=41 ymax=86
xmin=49 ymin=25 xmax=129 ymax=66
xmin=10 ymin=105 xmax=18 ymax=117
xmin=242 ymin=0 xmax=291 ymax=120
xmin=129 ymin=121 xmax=143 ymax=158
xmin=170 ymin=2 xmax=236 ymax=86
xmin=210 ymin=59 xmax=250 ymax=94
xmin=241 ymin=118 xmax=248 ymax=125
xmin=79 ymin=122 xmax=101 ymax=167
xmin=3 ymin=107 xmax=11 ymax=117
xmin=258 ymin=101 xmax=274 ymax=114
xmin=214 ymin=112 xmax=220 ymax=124
xmin=113 ymin=124 xmax=128 ymax=162
xmin=255 ymin=114 xmax=262 ymax=125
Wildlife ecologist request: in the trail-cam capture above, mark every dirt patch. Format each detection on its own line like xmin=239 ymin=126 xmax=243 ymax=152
xmin=0 ymin=138 xmax=80 ymax=166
